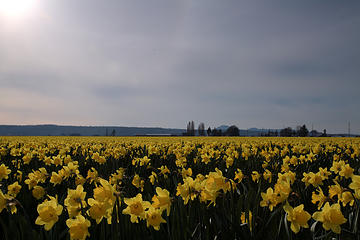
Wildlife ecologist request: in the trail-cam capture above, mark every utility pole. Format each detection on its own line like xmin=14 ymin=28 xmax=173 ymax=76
xmin=348 ymin=121 xmax=350 ymax=137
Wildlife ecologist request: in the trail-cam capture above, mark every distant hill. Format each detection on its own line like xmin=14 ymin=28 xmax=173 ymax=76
xmin=215 ymin=125 xmax=230 ymax=131
xmin=0 ymin=124 xmax=272 ymax=137
xmin=0 ymin=125 xmax=185 ymax=136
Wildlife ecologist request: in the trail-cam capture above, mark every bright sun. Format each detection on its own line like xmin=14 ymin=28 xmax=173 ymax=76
xmin=0 ymin=0 xmax=37 ymax=18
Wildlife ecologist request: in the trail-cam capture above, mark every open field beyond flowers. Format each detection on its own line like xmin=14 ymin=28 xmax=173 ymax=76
xmin=0 ymin=136 xmax=360 ymax=239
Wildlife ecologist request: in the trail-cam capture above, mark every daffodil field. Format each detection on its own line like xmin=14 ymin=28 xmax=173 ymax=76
xmin=1 ymin=136 xmax=360 ymax=239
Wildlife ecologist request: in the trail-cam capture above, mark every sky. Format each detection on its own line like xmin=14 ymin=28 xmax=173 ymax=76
xmin=0 ymin=0 xmax=359 ymax=133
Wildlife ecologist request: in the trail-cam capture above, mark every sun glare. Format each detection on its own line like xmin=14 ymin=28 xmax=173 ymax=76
xmin=0 ymin=0 xmax=37 ymax=18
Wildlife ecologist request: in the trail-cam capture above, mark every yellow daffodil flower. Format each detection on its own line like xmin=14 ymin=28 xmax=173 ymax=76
xmin=312 ymin=202 xmax=347 ymax=234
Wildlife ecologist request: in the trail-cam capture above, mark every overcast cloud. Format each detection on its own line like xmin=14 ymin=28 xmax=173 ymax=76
xmin=0 ymin=0 xmax=359 ymax=133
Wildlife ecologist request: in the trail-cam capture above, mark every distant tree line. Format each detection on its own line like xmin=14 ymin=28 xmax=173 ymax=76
xmin=279 ymin=125 xmax=309 ymax=137
xmin=183 ymin=122 xmax=328 ymax=137
xmin=278 ymin=125 xmax=327 ymax=137
xmin=183 ymin=121 xmax=240 ymax=136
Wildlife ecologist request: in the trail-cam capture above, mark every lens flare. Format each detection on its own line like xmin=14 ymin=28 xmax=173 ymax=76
xmin=0 ymin=0 xmax=37 ymax=18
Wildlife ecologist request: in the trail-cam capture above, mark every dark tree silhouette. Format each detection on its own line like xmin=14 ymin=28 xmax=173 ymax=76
xmin=280 ymin=127 xmax=293 ymax=137
xmin=321 ymin=129 xmax=327 ymax=137
xmin=298 ymin=125 xmax=309 ymax=137
xmin=225 ymin=125 xmax=240 ymax=136
xmin=207 ymin=127 xmax=212 ymax=136
xmin=198 ymin=122 xmax=205 ymax=136
xmin=185 ymin=121 xmax=195 ymax=136
xmin=190 ymin=121 xmax=195 ymax=136
xmin=211 ymin=128 xmax=222 ymax=136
